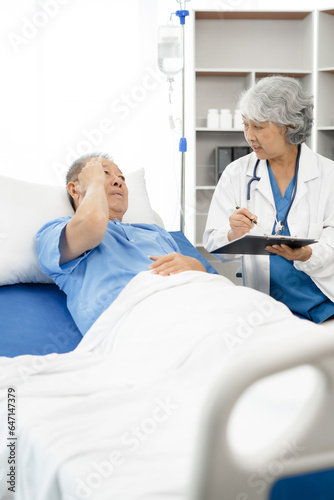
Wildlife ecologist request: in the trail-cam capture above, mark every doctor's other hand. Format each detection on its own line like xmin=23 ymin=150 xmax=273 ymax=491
xmin=228 ymin=206 xmax=258 ymax=241
xmin=148 ymin=253 xmax=206 ymax=276
xmin=266 ymin=244 xmax=312 ymax=262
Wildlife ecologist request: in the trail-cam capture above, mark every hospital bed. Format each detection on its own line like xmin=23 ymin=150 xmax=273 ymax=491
xmin=0 ymin=230 xmax=216 ymax=357
xmin=0 ymin=231 xmax=216 ymax=357
xmin=1 ymin=170 xmax=334 ymax=500
xmin=0 ymin=169 xmax=217 ymax=358
xmin=0 ymin=169 xmax=223 ymax=500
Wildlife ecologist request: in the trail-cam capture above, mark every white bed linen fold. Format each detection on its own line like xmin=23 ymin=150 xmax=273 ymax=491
xmin=0 ymin=271 xmax=325 ymax=500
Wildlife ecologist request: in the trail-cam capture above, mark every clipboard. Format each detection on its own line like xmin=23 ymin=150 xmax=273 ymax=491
xmin=211 ymin=234 xmax=317 ymax=255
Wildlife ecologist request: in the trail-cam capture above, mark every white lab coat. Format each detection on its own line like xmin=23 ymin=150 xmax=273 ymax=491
xmin=203 ymin=143 xmax=334 ymax=301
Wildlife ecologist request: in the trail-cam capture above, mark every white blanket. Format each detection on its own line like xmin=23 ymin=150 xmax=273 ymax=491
xmin=0 ymin=271 xmax=326 ymax=500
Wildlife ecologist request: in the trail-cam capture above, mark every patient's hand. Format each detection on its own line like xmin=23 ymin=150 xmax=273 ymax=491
xmin=148 ymin=253 xmax=206 ymax=276
xmin=75 ymin=157 xmax=105 ymax=198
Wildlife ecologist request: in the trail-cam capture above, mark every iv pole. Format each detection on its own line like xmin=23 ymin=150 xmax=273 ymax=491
xmin=175 ymin=2 xmax=189 ymax=233
xmin=158 ymin=0 xmax=190 ymax=232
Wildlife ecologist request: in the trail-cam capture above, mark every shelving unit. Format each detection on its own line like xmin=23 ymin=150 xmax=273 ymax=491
xmin=317 ymin=9 xmax=334 ymax=159
xmin=183 ymin=7 xmax=334 ymax=280
xmin=189 ymin=9 xmax=315 ymax=251
xmin=180 ymin=6 xmax=334 ymax=280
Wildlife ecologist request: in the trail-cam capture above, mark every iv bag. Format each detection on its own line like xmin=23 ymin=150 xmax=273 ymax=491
xmin=158 ymin=25 xmax=183 ymax=78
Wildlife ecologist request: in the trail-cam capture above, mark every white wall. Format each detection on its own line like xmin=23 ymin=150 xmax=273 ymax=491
xmin=0 ymin=0 xmax=332 ymax=232
xmin=0 ymin=0 xmax=184 ymax=230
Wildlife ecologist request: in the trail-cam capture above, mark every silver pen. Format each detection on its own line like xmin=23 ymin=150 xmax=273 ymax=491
xmin=235 ymin=206 xmax=260 ymax=226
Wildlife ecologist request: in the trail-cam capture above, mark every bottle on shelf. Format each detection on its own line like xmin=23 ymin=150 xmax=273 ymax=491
xmin=219 ymin=109 xmax=232 ymax=129
xmin=207 ymin=108 xmax=219 ymax=128
xmin=233 ymin=109 xmax=243 ymax=129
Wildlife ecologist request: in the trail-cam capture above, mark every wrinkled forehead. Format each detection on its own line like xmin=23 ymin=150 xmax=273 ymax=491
xmin=85 ymin=157 xmax=123 ymax=175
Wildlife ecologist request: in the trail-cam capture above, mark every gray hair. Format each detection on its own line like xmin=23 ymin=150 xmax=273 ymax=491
xmin=238 ymin=76 xmax=314 ymax=145
xmin=66 ymin=152 xmax=113 ymax=210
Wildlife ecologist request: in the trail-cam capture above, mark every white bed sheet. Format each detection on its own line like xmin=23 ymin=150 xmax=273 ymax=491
xmin=0 ymin=271 xmax=327 ymax=500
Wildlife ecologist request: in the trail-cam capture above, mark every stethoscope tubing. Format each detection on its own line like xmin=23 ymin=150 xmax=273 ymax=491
xmin=246 ymin=146 xmax=301 ymax=224
xmin=247 ymin=159 xmax=260 ymax=201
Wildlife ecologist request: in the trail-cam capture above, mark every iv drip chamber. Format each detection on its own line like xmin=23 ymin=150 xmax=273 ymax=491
xmin=158 ymin=25 xmax=183 ymax=79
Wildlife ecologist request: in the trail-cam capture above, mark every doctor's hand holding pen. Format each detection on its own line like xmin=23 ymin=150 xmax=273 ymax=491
xmin=227 ymin=206 xmax=259 ymax=242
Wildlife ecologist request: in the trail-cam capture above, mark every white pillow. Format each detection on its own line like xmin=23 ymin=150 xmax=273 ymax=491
xmin=0 ymin=168 xmax=156 ymax=285
xmin=122 ymin=169 xmax=156 ymax=224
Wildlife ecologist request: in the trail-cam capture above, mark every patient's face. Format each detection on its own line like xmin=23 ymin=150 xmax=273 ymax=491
xmin=73 ymin=157 xmax=129 ymax=221
xmin=99 ymin=159 xmax=129 ymax=221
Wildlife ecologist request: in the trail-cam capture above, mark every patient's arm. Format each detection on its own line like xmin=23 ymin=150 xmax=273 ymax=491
xmin=148 ymin=253 xmax=206 ymax=276
xmin=60 ymin=161 xmax=109 ymax=265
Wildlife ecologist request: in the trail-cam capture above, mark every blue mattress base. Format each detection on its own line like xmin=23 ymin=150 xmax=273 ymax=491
xmin=270 ymin=468 xmax=334 ymax=500
xmin=0 ymin=283 xmax=82 ymax=357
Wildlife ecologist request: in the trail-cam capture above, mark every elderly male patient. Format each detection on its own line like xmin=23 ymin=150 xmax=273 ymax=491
xmin=36 ymin=153 xmax=205 ymax=335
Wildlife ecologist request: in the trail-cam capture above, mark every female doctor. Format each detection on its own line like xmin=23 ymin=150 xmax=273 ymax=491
xmin=203 ymin=76 xmax=334 ymax=322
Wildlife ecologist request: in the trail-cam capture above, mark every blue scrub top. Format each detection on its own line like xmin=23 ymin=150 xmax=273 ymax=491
xmin=37 ymin=217 xmax=180 ymax=335
xmin=268 ymin=165 xmax=334 ymax=323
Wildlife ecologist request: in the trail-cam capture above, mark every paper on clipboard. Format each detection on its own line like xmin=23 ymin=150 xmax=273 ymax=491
xmin=211 ymin=234 xmax=317 ymax=255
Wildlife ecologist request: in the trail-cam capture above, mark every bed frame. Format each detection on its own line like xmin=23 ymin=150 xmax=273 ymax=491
xmin=191 ymin=319 xmax=334 ymax=500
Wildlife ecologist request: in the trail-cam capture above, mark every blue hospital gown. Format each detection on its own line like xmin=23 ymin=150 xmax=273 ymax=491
xmin=37 ymin=217 xmax=180 ymax=334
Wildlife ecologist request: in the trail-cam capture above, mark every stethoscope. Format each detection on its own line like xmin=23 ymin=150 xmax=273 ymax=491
xmin=247 ymin=145 xmax=301 ymax=235
xmin=247 ymin=159 xmax=261 ymax=201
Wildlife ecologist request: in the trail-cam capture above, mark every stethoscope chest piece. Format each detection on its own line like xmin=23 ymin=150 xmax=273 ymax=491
xmin=275 ymin=220 xmax=285 ymax=235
